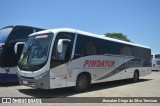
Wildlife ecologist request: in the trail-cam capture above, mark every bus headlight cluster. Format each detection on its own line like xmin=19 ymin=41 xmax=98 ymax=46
xmin=34 ymin=72 xmax=46 ymax=80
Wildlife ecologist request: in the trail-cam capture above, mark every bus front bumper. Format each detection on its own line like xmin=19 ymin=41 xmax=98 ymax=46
xmin=18 ymin=73 xmax=50 ymax=89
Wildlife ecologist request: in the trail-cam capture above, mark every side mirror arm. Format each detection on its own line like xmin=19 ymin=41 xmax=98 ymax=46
xmin=14 ymin=42 xmax=25 ymax=54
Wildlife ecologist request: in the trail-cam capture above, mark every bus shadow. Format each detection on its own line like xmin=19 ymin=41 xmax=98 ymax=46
xmin=89 ymin=79 xmax=152 ymax=92
xmin=18 ymin=87 xmax=76 ymax=98
xmin=18 ymin=79 xmax=152 ymax=98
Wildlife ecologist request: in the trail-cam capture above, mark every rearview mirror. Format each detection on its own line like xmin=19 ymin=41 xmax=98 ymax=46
xmin=57 ymin=39 xmax=71 ymax=53
xmin=14 ymin=42 xmax=25 ymax=54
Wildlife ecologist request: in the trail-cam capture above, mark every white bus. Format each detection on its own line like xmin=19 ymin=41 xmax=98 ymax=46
xmin=18 ymin=28 xmax=151 ymax=92
xmin=152 ymin=54 xmax=160 ymax=71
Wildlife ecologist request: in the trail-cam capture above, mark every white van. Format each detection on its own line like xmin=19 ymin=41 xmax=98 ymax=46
xmin=152 ymin=54 xmax=160 ymax=71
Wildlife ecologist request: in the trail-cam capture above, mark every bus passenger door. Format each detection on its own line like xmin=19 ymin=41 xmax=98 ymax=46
xmin=50 ymin=32 xmax=75 ymax=88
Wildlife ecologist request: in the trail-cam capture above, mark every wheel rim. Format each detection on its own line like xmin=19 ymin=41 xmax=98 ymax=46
xmin=78 ymin=78 xmax=87 ymax=88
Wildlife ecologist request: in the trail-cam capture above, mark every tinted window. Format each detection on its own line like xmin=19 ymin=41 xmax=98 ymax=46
xmin=74 ymin=35 xmax=98 ymax=56
xmin=156 ymin=61 xmax=160 ymax=65
xmin=0 ymin=27 xmax=13 ymax=43
xmin=132 ymin=47 xmax=151 ymax=60
xmin=155 ymin=54 xmax=160 ymax=59
xmin=74 ymin=34 xmax=125 ymax=57
xmin=121 ymin=45 xmax=133 ymax=56
xmin=86 ymin=42 xmax=97 ymax=55
xmin=74 ymin=34 xmax=151 ymax=63
xmin=8 ymin=27 xmax=33 ymax=43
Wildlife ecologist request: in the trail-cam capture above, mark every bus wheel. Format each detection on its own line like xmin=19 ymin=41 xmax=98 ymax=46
xmin=75 ymin=74 xmax=89 ymax=92
xmin=131 ymin=70 xmax=139 ymax=83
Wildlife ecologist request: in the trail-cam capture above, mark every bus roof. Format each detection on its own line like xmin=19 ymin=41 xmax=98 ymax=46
xmin=1 ymin=25 xmax=44 ymax=30
xmin=30 ymin=28 xmax=150 ymax=49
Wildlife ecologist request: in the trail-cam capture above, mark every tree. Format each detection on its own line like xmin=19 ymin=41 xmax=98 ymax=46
xmin=104 ymin=33 xmax=131 ymax=42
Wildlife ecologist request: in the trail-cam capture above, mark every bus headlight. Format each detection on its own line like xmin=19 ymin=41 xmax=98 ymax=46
xmin=34 ymin=72 xmax=46 ymax=80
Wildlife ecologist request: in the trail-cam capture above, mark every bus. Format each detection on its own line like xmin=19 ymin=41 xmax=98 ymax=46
xmin=18 ymin=28 xmax=151 ymax=92
xmin=0 ymin=25 xmax=44 ymax=83
xmin=152 ymin=54 xmax=160 ymax=71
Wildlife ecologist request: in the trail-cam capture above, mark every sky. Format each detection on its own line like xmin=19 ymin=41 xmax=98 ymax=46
xmin=0 ymin=0 xmax=160 ymax=53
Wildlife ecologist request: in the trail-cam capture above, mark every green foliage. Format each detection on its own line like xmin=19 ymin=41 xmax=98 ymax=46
xmin=104 ymin=33 xmax=131 ymax=42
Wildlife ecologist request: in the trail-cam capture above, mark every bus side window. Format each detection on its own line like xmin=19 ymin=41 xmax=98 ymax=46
xmin=74 ymin=34 xmax=98 ymax=58
xmin=121 ymin=46 xmax=132 ymax=56
xmin=86 ymin=43 xmax=97 ymax=55
xmin=155 ymin=54 xmax=160 ymax=59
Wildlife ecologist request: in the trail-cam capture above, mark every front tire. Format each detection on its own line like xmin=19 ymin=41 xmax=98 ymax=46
xmin=75 ymin=74 xmax=90 ymax=92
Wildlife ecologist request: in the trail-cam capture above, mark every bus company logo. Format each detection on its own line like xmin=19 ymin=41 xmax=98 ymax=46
xmin=83 ymin=60 xmax=115 ymax=68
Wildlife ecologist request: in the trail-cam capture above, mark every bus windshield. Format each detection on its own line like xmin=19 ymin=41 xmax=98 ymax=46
xmin=0 ymin=27 xmax=13 ymax=43
xmin=19 ymin=33 xmax=53 ymax=66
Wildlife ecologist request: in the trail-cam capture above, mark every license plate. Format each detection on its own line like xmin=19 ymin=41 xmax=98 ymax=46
xmin=23 ymin=81 xmax=28 ymax=85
